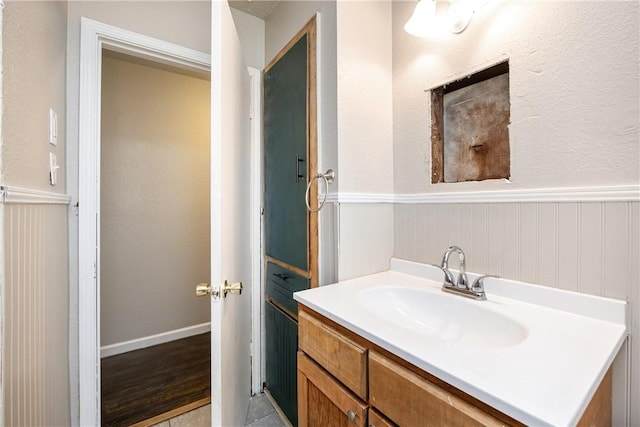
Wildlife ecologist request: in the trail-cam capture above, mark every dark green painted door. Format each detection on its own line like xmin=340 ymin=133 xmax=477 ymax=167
xmin=264 ymin=35 xmax=308 ymax=271
xmin=265 ymin=301 xmax=298 ymax=427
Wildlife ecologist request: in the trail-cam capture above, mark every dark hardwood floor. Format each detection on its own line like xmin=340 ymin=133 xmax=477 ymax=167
xmin=101 ymin=332 xmax=211 ymax=426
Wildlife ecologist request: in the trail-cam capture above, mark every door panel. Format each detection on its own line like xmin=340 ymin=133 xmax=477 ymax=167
xmin=211 ymin=2 xmax=251 ymax=426
xmin=266 ymin=302 xmax=299 ymax=426
xmin=264 ymin=35 xmax=309 ymax=271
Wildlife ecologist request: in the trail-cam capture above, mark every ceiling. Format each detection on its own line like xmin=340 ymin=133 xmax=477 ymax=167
xmin=229 ymin=0 xmax=280 ymax=20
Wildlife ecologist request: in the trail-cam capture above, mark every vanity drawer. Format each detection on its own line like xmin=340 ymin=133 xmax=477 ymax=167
xmin=369 ymin=351 xmax=505 ymax=427
xmin=298 ymin=309 xmax=367 ymax=400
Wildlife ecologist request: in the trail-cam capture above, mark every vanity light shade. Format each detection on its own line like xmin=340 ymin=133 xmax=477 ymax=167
xmin=404 ymin=0 xmax=437 ymax=38
xmin=447 ymin=0 xmax=475 ymax=33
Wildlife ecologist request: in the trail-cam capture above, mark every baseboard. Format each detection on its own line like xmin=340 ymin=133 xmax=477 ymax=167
xmin=100 ymin=322 xmax=211 ymax=358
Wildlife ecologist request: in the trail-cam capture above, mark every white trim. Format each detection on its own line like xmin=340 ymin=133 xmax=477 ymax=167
xmin=1 ymin=185 xmax=71 ymax=205
xmin=248 ymin=66 xmax=263 ymax=395
xmin=100 ymin=323 xmax=211 ymax=358
xmin=322 ymin=185 xmax=640 ymax=204
xmin=78 ymin=18 xmax=211 ymax=427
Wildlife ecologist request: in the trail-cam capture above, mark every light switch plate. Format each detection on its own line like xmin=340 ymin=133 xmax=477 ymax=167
xmin=49 ymin=152 xmax=59 ymax=186
xmin=49 ymin=108 xmax=58 ymax=146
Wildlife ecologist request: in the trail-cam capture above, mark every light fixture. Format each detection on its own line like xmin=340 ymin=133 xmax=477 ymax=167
xmin=405 ymin=0 xmax=486 ymax=36
xmin=447 ymin=0 xmax=475 ymax=34
xmin=404 ymin=0 xmax=437 ymax=38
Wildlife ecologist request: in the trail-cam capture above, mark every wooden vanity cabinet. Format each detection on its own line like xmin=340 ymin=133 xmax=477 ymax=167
xmin=297 ymin=307 xmax=612 ymax=427
xmin=298 ymin=352 xmax=368 ymax=427
xmin=369 ymin=351 xmax=504 ymax=427
xmin=368 ymin=409 xmax=396 ymax=427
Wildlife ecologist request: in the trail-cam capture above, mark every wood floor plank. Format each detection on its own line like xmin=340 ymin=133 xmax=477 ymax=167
xmin=101 ymin=333 xmax=211 ymax=426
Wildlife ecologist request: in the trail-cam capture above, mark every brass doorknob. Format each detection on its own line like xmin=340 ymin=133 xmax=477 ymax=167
xmin=196 ymin=283 xmax=212 ymax=297
xmin=196 ymin=281 xmax=242 ymax=298
xmin=222 ymin=280 xmax=243 ymax=297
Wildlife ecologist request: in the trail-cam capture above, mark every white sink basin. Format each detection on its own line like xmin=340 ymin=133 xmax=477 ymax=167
xmin=357 ymin=286 xmax=528 ymax=349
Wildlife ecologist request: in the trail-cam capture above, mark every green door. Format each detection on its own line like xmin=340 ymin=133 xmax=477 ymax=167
xmin=264 ymin=35 xmax=308 ymax=271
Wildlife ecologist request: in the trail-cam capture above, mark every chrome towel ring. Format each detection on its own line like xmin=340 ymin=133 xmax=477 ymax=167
xmin=305 ymin=169 xmax=335 ymax=213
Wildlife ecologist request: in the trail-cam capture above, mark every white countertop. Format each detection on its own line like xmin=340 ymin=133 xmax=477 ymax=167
xmin=294 ymin=258 xmax=627 ymax=427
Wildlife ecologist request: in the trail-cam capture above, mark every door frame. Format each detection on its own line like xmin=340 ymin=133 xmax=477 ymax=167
xmin=77 ymin=18 xmax=214 ymax=425
xmin=248 ymin=67 xmax=264 ymax=395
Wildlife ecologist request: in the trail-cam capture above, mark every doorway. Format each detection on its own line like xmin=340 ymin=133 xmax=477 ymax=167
xmin=77 ymin=17 xmax=264 ymax=425
xmin=77 ymin=19 xmax=213 ymax=425
xmin=98 ymin=50 xmax=211 ymax=425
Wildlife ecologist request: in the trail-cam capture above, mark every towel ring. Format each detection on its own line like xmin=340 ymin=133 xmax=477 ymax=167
xmin=305 ymin=169 xmax=335 ymax=213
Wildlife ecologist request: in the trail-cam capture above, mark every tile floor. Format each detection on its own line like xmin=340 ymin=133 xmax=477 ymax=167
xmin=153 ymin=394 xmax=287 ymax=427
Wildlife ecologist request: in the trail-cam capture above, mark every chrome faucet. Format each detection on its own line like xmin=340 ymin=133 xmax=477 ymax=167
xmin=437 ymin=246 xmax=493 ymax=301
xmin=441 ymin=245 xmax=469 ymax=290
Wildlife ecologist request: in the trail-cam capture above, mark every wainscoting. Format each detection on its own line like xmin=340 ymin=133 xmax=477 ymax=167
xmin=394 ymin=200 xmax=639 ymax=427
xmin=394 ymin=201 xmax=639 ymax=298
xmin=321 ymin=188 xmax=638 ymax=425
xmin=1 ymin=201 xmax=70 ymax=426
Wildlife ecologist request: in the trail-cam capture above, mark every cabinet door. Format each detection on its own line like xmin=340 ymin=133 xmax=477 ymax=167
xmin=264 ymin=34 xmax=309 ymax=271
xmin=369 ymin=351 xmax=506 ymax=427
xmin=266 ymin=302 xmax=298 ymax=426
xmin=298 ymin=352 xmax=368 ymax=427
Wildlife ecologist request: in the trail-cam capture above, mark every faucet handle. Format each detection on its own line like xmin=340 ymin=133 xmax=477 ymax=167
xmin=429 ymin=264 xmax=456 ymax=286
xmin=471 ymin=274 xmax=500 ymax=292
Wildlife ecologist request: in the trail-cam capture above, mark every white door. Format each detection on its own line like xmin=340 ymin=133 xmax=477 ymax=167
xmin=209 ymin=1 xmax=252 ymax=425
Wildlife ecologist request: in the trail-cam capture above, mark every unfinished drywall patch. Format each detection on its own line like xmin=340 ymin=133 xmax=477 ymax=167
xmin=431 ymin=62 xmax=510 ymax=183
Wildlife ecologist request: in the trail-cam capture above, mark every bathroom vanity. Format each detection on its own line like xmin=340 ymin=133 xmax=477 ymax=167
xmin=294 ymin=258 xmax=627 ymax=427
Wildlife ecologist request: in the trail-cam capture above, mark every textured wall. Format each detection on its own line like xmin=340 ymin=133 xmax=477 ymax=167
xmin=393 ymin=1 xmax=640 ymax=193
xmin=1 ymin=1 xmax=67 ymax=191
xmin=336 ymin=1 xmax=393 ymax=194
xmin=1 ymin=1 xmax=70 ymax=425
xmin=100 ymin=55 xmax=210 ymax=346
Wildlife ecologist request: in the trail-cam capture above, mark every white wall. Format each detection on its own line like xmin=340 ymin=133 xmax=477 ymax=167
xmin=100 ymin=55 xmax=210 ymax=347
xmin=393 ymin=1 xmax=639 ymax=194
xmin=1 ymin=1 xmax=70 ymax=425
xmin=336 ymin=0 xmax=393 ymax=194
xmin=231 ymin=8 xmax=265 ymax=69
xmin=65 ymin=3 xmax=211 ymax=424
xmin=391 ymin=1 xmax=639 ymax=424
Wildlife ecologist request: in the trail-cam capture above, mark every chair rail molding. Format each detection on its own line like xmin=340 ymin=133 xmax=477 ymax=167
xmin=322 ymin=184 xmax=640 ymax=204
xmin=1 ymin=185 xmax=71 ymax=205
